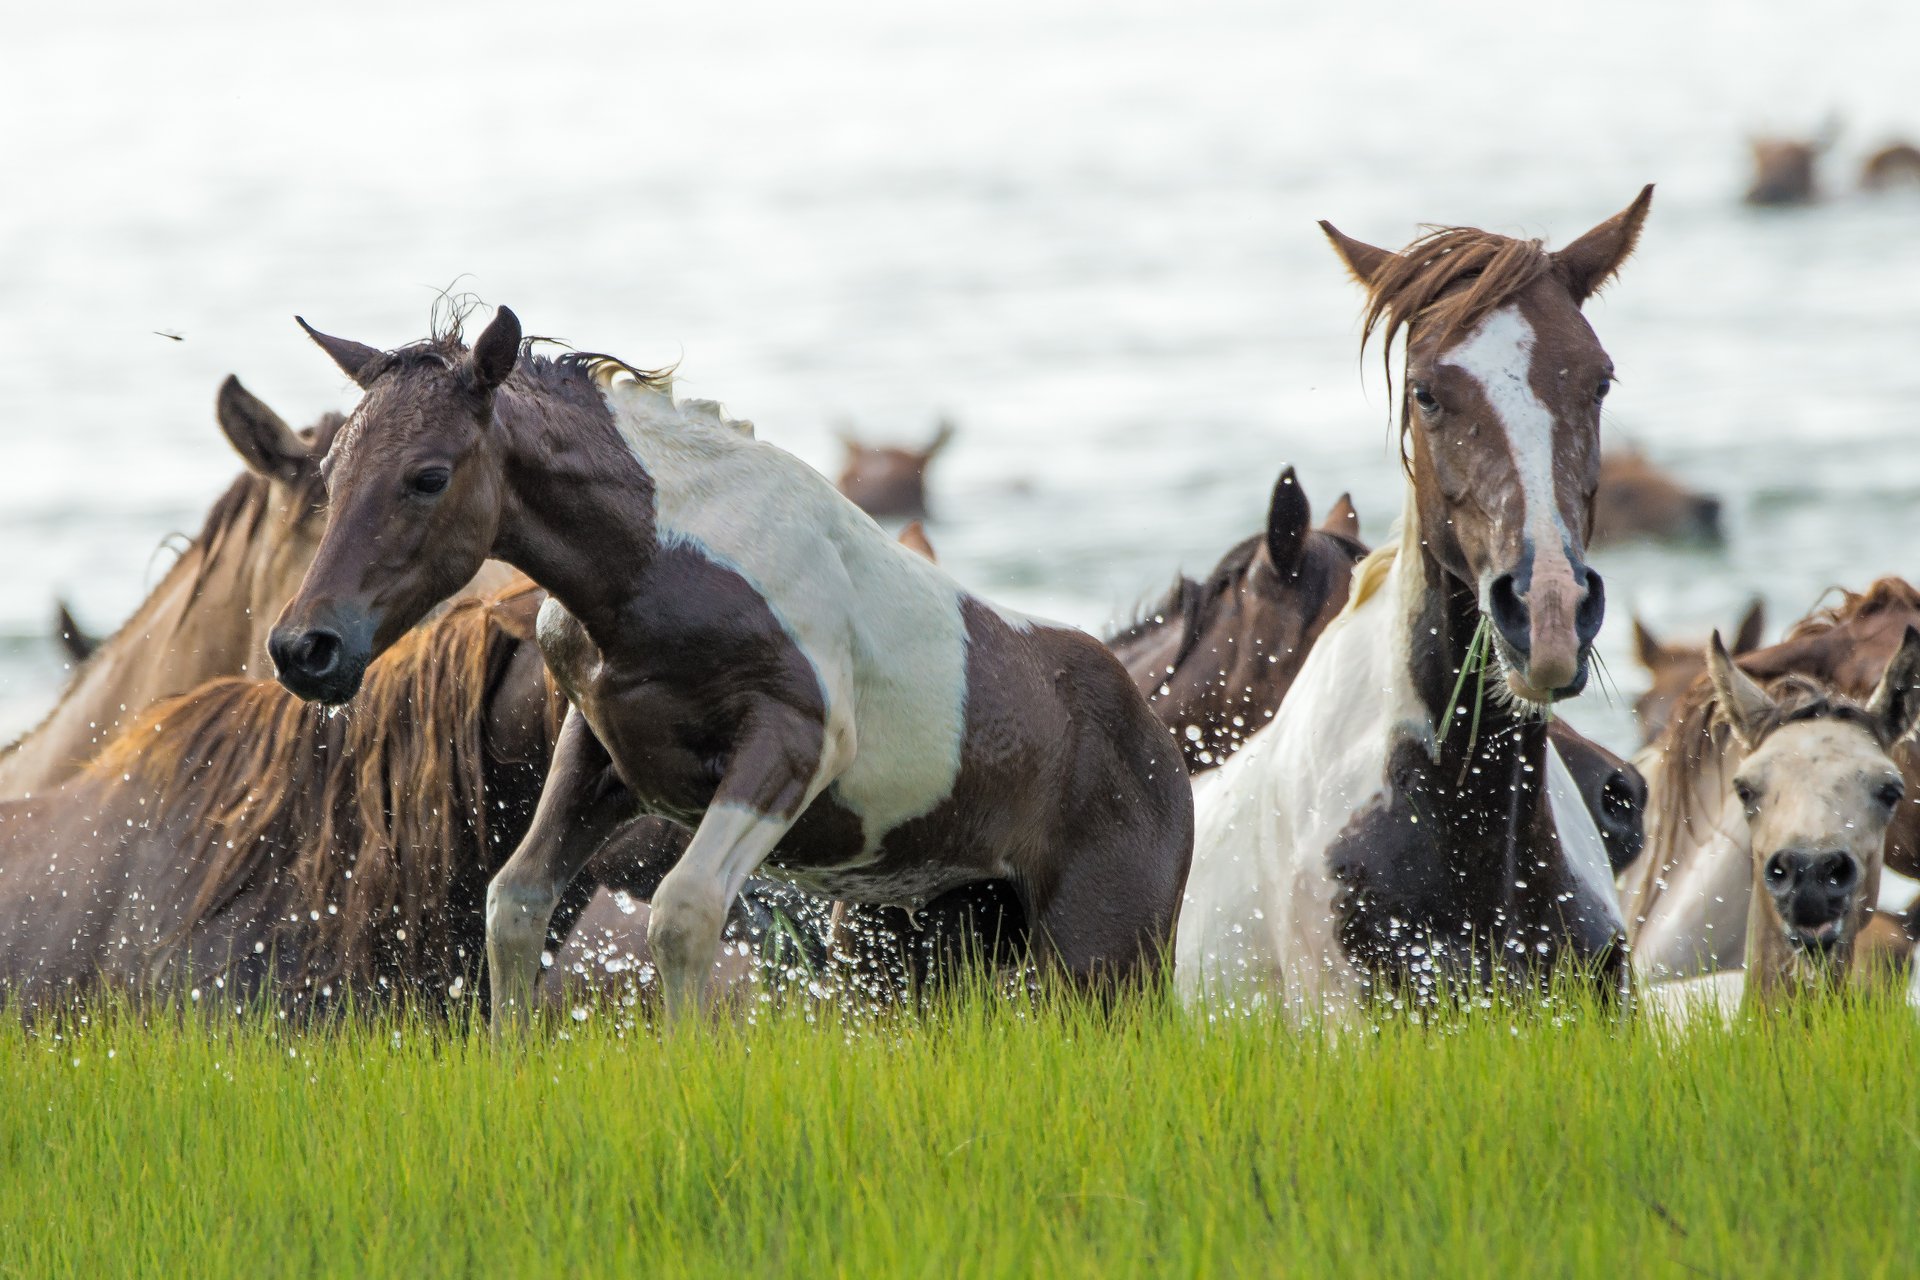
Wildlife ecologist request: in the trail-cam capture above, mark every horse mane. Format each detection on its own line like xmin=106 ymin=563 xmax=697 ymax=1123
xmin=1783 ymin=576 xmax=1920 ymax=643
xmin=90 ymin=578 xmax=563 ymax=995
xmin=1345 ymin=543 xmax=1399 ymax=614
xmin=1106 ymin=535 xmax=1265 ymax=666
xmin=1357 ymin=226 xmax=1554 ymax=361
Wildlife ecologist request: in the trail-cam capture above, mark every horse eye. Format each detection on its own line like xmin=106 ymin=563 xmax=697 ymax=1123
xmin=1594 ymin=377 xmax=1612 ymax=403
xmin=1734 ymin=780 xmax=1758 ymax=811
xmin=1412 ymin=385 xmax=1440 ymax=414
xmin=1875 ymin=781 xmax=1905 ymax=811
xmin=411 ymin=467 xmax=451 ymax=496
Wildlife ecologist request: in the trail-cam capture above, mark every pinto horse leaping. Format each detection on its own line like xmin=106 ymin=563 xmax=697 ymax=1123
xmin=1176 ymin=189 xmax=1654 ymax=1013
xmin=267 ymin=313 xmax=1193 ymax=1024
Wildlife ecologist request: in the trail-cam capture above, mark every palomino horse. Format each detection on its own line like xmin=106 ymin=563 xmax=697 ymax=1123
xmin=1591 ymin=447 xmax=1722 ymax=546
xmin=1105 ymin=465 xmax=1646 ymax=874
xmin=1641 ymin=628 xmax=1920 ymax=1018
xmin=835 ymin=420 xmax=954 ymax=519
xmin=1177 ymin=190 xmax=1654 ymax=1012
xmin=1630 ymin=600 xmax=1766 ymax=746
xmin=0 ymin=378 xmax=339 ymax=798
xmin=268 ymin=310 xmax=1193 ymax=1024
xmin=1626 ymin=578 xmax=1920 ymax=975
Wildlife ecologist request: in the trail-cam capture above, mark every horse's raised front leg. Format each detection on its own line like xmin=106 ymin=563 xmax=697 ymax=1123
xmin=486 ymin=707 xmax=634 ymax=1034
xmin=649 ymin=701 xmax=843 ymax=1018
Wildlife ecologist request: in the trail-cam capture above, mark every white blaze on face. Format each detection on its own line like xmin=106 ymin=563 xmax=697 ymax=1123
xmin=1440 ymin=305 xmax=1577 ymax=608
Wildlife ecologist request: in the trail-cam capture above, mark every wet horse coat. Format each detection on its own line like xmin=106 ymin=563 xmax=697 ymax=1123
xmin=269 ymin=315 xmax=1193 ymax=1022
xmin=1176 ymin=192 xmax=1653 ymax=1012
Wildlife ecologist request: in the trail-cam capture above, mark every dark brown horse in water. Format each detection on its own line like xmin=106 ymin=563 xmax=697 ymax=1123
xmin=1592 ymin=447 xmax=1723 ymax=546
xmin=0 ymin=584 xmax=560 ymax=1013
xmin=0 ymin=577 xmax=828 ymax=1017
xmin=1107 ymin=465 xmax=1645 ymax=874
xmin=835 ymin=420 xmax=953 ymax=519
xmin=1178 ymin=189 xmax=1655 ymax=1011
xmin=1629 ymin=600 xmax=1765 ymax=747
xmin=1860 ymin=142 xmax=1920 ymax=191
xmin=0 ymin=378 xmax=341 ymax=799
xmin=269 ymin=311 xmax=1193 ymax=1025
xmin=1627 ymin=578 xmax=1920 ymax=977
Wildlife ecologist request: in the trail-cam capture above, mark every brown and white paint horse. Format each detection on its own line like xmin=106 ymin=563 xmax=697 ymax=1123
xmin=1106 ymin=465 xmax=1646 ymax=874
xmin=1177 ymin=191 xmax=1654 ymax=1013
xmin=1626 ymin=579 xmax=1920 ymax=975
xmin=268 ymin=311 xmax=1193 ymax=1024
xmin=1630 ymin=600 xmax=1765 ymax=747
xmin=1642 ymin=629 xmax=1920 ymax=1018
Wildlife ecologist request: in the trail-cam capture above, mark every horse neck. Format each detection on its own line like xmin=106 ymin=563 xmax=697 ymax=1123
xmin=0 ymin=533 xmax=257 ymax=798
xmin=489 ymin=382 xmax=660 ymax=636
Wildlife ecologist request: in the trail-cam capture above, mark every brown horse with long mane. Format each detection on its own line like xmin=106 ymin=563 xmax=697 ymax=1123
xmin=1627 ymin=578 xmax=1920 ymax=977
xmin=268 ymin=311 xmax=1193 ymax=1025
xmin=1106 ymin=465 xmax=1645 ymax=873
xmin=0 ymin=580 xmax=787 ymax=1016
xmin=0 ymin=378 xmax=340 ymax=799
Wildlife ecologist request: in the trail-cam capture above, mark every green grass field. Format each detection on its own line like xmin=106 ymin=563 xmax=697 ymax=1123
xmin=1 ymin=988 xmax=1914 ymax=1279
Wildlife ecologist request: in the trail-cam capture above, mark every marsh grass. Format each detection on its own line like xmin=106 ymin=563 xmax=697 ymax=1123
xmin=0 ymin=980 xmax=1914 ymax=1279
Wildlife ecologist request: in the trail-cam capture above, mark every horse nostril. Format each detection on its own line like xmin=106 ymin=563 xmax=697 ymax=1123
xmin=1819 ymin=852 xmax=1857 ymax=889
xmin=288 ymin=629 xmax=342 ymax=678
xmin=1765 ymin=851 xmax=1794 ymax=886
xmin=1487 ymin=574 xmax=1529 ymax=657
xmin=1573 ymin=567 xmax=1604 ymax=644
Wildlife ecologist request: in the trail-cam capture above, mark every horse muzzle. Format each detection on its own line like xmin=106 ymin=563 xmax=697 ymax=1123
xmin=1486 ymin=545 xmax=1605 ymax=703
xmin=268 ymin=609 xmax=375 ymax=706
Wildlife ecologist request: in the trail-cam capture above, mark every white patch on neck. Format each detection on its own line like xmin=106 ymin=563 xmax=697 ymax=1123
xmin=598 ymin=378 xmax=971 ymax=857
xmin=1441 ymin=305 xmax=1572 ymax=596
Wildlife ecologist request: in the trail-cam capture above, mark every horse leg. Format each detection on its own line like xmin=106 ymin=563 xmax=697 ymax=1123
xmin=485 ymin=708 xmax=634 ymax=1034
xmin=1023 ymin=817 xmax=1189 ymax=1000
xmin=647 ymin=704 xmax=835 ymax=1018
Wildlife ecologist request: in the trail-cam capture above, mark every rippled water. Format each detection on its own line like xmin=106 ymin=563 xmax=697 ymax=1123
xmin=4 ymin=0 xmax=1920 ymax=761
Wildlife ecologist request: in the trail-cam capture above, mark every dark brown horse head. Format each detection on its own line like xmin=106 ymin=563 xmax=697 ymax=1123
xmin=269 ymin=308 xmax=524 ymax=703
xmin=1630 ymin=599 xmax=1765 ymax=745
xmin=835 ymin=419 xmax=953 ymax=519
xmin=1108 ymin=466 xmax=1366 ymax=771
xmin=1320 ymin=185 xmax=1653 ymax=707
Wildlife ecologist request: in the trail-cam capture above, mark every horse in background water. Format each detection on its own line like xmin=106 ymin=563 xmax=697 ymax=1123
xmin=268 ymin=310 xmax=1192 ymax=1027
xmin=1592 ymin=447 xmax=1723 ymax=546
xmin=1643 ymin=628 xmax=1920 ymax=1019
xmin=836 ymin=420 xmax=953 ymax=519
xmin=1630 ymin=600 xmax=1766 ymax=747
xmin=1626 ymin=578 xmax=1920 ymax=978
xmin=1178 ymin=189 xmax=1653 ymax=1014
xmin=1105 ymin=466 xmax=1645 ymax=873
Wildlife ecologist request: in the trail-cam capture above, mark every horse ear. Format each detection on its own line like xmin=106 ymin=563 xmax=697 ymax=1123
xmin=1707 ymin=629 xmax=1776 ymax=749
xmin=1321 ymin=492 xmax=1360 ymax=539
xmin=897 ymin=520 xmax=937 ymax=562
xmin=922 ymin=419 xmax=956 ymax=461
xmin=216 ymin=375 xmax=309 ymax=484
xmin=471 ymin=306 xmax=521 ymax=392
xmin=1263 ymin=466 xmax=1311 ymax=579
xmin=1631 ymin=617 xmax=1664 ymax=671
xmin=295 ymin=317 xmax=383 ymax=389
xmin=1867 ymin=626 xmax=1920 ymax=744
xmin=1318 ymin=221 xmax=1398 ymax=286
xmin=54 ymin=599 xmax=97 ymax=664
xmin=1553 ymin=184 xmax=1654 ymax=303
xmin=1732 ymin=598 xmax=1767 ymax=656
